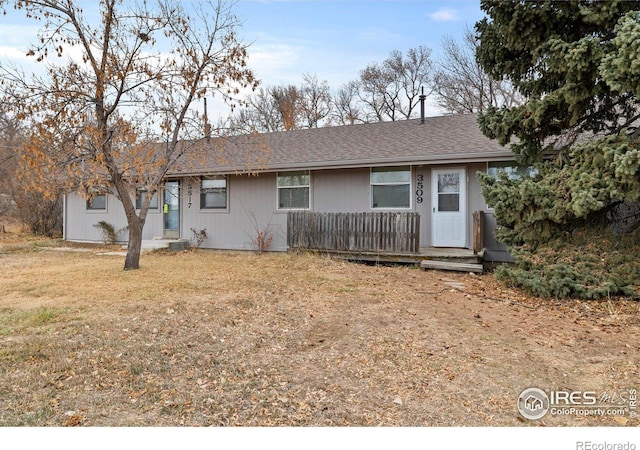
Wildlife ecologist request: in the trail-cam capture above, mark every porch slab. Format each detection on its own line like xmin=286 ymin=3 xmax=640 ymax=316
xmin=420 ymin=259 xmax=484 ymax=273
xmin=419 ymin=247 xmax=479 ymax=259
xmin=295 ymin=247 xmax=483 ymax=267
xmin=122 ymin=239 xmax=190 ymax=252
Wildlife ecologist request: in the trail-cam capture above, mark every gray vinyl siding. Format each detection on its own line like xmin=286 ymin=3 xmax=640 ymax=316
xmin=64 ymin=191 xmax=163 ymax=243
xmin=415 ymin=166 xmax=431 ymax=248
xmin=183 ymin=173 xmax=287 ymax=252
xmin=312 ymin=168 xmax=371 ymax=213
xmin=467 ymin=162 xmax=487 ymax=248
xmin=311 ymin=164 xmax=488 ymax=248
xmin=64 ymin=163 xmax=497 ymax=253
xmin=64 ymin=192 xmax=119 ymax=242
xmin=482 ymin=211 xmax=514 ymax=262
xmin=139 ymin=200 xmax=164 ymax=240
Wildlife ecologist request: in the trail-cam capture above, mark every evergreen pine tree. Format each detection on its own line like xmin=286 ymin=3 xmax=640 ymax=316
xmin=476 ymin=1 xmax=640 ymax=298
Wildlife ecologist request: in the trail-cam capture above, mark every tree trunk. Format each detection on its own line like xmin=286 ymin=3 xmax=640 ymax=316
xmin=124 ymin=219 xmax=143 ymax=270
xmin=108 ymin=168 xmax=148 ymax=271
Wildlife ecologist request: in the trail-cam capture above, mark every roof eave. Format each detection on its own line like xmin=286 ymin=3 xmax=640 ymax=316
xmin=168 ymin=151 xmax=515 ymax=176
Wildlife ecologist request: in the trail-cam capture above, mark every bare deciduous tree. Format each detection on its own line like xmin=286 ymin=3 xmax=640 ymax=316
xmin=385 ymin=46 xmax=435 ymax=119
xmin=358 ymin=63 xmax=391 ymax=122
xmin=0 ymin=110 xmax=64 ymax=236
xmin=357 ymin=46 xmax=434 ymax=122
xmin=333 ymin=81 xmax=364 ymax=125
xmin=228 ymin=87 xmax=283 ymax=134
xmin=300 ymin=73 xmax=332 ymax=128
xmin=0 ymin=108 xmax=21 ymax=197
xmin=231 ymin=73 xmax=332 ymax=132
xmin=0 ymin=0 xmax=258 ymax=270
xmin=270 ymin=85 xmax=302 ymax=131
xmin=434 ymin=29 xmax=524 ymax=114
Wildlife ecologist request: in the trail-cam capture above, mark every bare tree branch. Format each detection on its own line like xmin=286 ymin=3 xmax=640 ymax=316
xmin=1 ymin=0 xmax=259 ymax=269
xmin=434 ymin=28 xmax=524 ymax=114
xmin=356 ymin=46 xmax=434 ymax=121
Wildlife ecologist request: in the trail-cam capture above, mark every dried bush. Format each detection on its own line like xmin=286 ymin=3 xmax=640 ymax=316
xmin=13 ymin=189 xmax=63 ymax=238
xmin=93 ymin=221 xmax=117 ymax=244
xmin=190 ymin=228 xmax=208 ymax=250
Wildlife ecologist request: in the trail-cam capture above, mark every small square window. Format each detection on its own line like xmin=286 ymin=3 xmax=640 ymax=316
xmin=135 ymin=189 xmax=159 ymax=210
xmin=201 ymin=176 xmax=227 ymax=209
xmin=277 ymin=171 xmax=310 ymax=210
xmin=487 ymin=161 xmax=538 ymax=180
xmin=371 ymin=166 xmax=411 ymax=209
xmin=86 ymin=188 xmax=107 ymax=210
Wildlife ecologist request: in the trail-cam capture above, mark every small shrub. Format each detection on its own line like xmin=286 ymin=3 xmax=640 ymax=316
xmin=94 ymin=221 xmax=117 ymax=244
xmin=93 ymin=221 xmax=127 ymax=245
xmin=190 ymin=228 xmax=208 ymax=250
xmin=245 ymin=212 xmax=274 ymax=254
xmin=252 ymin=228 xmax=274 ymax=253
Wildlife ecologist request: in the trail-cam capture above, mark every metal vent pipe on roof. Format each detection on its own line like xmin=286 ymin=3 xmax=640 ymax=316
xmin=419 ymin=86 xmax=426 ymax=124
xmin=204 ymin=97 xmax=212 ymax=139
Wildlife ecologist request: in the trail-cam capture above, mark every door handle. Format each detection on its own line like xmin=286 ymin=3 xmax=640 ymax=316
xmin=433 ymin=207 xmax=435 ymax=213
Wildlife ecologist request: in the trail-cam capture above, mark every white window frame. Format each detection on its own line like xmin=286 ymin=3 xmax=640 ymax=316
xmin=487 ymin=160 xmax=538 ymax=180
xmin=135 ymin=188 xmax=159 ymax=211
xmin=485 ymin=161 xmax=538 ymax=210
xmin=200 ymin=175 xmax=228 ymax=211
xmin=370 ymin=166 xmax=412 ymax=210
xmin=86 ymin=187 xmax=107 ymax=211
xmin=277 ymin=171 xmax=311 ymax=210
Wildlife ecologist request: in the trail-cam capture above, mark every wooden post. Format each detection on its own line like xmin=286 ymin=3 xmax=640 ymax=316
xmin=472 ymin=210 xmax=485 ymax=254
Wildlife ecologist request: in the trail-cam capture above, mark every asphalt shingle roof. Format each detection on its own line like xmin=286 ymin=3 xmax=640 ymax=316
xmin=170 ymin=113 xmax=514 ymax=176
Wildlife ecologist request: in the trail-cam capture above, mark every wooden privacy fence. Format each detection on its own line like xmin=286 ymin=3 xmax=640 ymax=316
xmin=287 ymin=211 xmax=420 ymax=254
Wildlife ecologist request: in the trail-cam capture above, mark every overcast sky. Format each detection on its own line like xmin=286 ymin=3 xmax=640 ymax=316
xmin=0 ymin=0 xmax=487 ymax=118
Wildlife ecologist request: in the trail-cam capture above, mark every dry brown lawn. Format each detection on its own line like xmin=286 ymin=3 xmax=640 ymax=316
xmin=0 ymin=233 xmax=638 ymax=427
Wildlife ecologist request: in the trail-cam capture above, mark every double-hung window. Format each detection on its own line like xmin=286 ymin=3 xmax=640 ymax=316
xmin=135 ymin=189 xmax=159 ymax=210
xmin=486 ymin=161 xmax=538 ymax=209
xmin=487 ymin=161 xmax=537 ymax=180
xmin=371 ymin=166 xmax=411 ymax=209
xmin=277 ymin=171 xmax=310 ymax=210
xmin=200 ymin=176 xmax=227 ymax=209
xmin=86 ymin=188 xmax=107 ymax=210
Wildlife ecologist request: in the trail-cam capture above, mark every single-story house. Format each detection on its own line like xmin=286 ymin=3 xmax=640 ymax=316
xmin=62 ymin=113 xmax=516 ymax=261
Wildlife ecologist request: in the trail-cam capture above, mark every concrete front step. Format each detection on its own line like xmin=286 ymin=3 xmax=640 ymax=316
xmin=420 ymin=259 xmax=484 ymax=273
xmin=122 ymin=239 xmax=190 ymax=252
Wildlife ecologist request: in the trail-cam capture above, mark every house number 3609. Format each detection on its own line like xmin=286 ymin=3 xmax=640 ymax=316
xmin=416 ymin=174 xmax=424 ymax=204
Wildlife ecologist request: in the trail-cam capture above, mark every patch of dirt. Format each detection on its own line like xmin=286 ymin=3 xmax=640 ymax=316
xmin=0 ymin=243 xmax=638 ymax=426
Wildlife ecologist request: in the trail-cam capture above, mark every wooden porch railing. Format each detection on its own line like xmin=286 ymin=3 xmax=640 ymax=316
xmin=287 ymin=211 xmax=420 ymax=254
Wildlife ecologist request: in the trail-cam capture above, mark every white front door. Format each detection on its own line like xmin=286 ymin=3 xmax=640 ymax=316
xmin=431 ymin=167 xmax=466 ymax=247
